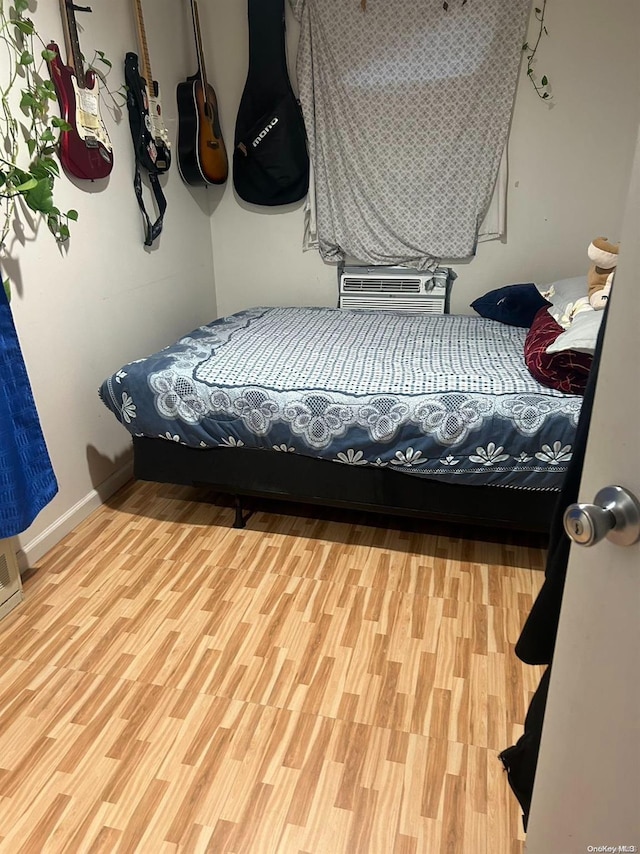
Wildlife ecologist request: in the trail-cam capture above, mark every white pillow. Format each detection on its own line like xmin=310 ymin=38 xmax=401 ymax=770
xmin=546 ymin=305 xmax=603 ymax=355
xmin=538 ymin=276 xmax=589 ymax=329
xmin=538 ymin=276 xmax=603 ymax=354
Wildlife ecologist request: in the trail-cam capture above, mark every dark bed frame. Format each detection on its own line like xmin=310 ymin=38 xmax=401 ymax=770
xmin=133 ymin=436 xmax=558 ymax=534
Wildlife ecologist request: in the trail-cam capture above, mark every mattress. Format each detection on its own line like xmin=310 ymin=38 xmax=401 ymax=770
xmin=99 ymin=307 xmax=582 ymax=490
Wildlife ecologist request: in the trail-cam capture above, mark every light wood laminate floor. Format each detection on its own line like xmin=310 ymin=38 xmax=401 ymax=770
xmin=0 ymin=481 xmax=546 ymax=853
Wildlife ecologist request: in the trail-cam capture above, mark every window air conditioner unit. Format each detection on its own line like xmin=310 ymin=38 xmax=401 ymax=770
xmin=0 ymin=538 xmax=24 ymax=620
xmin=338 ymin=265 xmax=454 ymax=314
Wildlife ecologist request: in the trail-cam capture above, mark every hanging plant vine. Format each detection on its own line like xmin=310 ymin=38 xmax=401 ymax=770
xmin=523 ymin=1 xmax=552 ymax=100
xmin=0 ymin=0 xmax=120 ymax=297
xmin=0 ymin=0 xmax=78 ymax=259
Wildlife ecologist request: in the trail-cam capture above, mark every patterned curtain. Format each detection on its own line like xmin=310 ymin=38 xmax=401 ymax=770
xmin=290 ymin=0 xmax=530 ymax=269
xmin=0 ymin=272 xmax=57 ymax=538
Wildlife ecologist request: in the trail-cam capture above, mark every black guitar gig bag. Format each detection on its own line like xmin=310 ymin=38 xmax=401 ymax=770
xmin=234 ymin=0 xmax=309 ymax=206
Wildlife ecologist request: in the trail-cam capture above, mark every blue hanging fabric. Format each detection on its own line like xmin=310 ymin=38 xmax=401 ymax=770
xmin=0 ymin=271 xmax=57 ymax=538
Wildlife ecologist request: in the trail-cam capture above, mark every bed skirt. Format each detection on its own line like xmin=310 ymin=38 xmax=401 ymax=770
xmin=132 ymin=436 xmax=557 ymax=533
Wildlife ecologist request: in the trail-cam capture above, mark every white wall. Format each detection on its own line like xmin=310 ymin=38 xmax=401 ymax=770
xmin=7 ymin=0 xmax=217 ymax=563
xmin=206 ymin=0 xmax=640 ymax=316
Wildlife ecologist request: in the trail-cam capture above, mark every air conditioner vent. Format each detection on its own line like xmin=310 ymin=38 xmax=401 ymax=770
xmin=0 ymin=539 xmax=24 ymax=620
xmin=338 ymin=265 xmax=455 ymax=314
xmin=342 ymin=277 xmax=422 ymax=293
xmin=339 ymin=295 xmax=446 ymax=313
xmin=0 ymin=552 xmax=11 ymax=591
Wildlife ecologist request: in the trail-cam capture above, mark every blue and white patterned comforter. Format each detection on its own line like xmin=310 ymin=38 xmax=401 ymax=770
xmin=99 ymin=307 xmax=582 ymax=490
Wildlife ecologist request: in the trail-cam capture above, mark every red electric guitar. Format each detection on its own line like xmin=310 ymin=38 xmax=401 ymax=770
xmin=47 ymin=0 xmax=113 ymax=180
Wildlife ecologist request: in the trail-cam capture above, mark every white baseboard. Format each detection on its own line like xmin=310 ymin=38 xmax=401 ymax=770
xmin=17 ymin=460 xmax=134 ymax=571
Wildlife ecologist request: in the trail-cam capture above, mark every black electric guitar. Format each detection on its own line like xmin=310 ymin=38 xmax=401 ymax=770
xmin=125 ymin=0 xmax=171 ymax=173
xmin=176 ymin=0 xmax=228 ymax=185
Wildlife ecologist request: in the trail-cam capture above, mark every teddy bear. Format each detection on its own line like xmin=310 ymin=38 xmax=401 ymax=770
xmin=587 ymin=237 xmax=619 ymax=310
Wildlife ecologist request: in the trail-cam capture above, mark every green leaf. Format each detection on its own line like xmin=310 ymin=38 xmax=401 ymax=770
xmin=40 ymin=157 xmax=60 ymax=177
xmin=20 ymin=91 xmax=37 ymax=109
xmin=51 ymin=116 xmax=71 ymax=131
xmin=95 ymin=50 xmax=112 ymax=69
xmin=19 ymin=50 xmax=34 ymax=65
xmin=26 ymin=138 xmax=36 ymax=156
xmin=12 ymin=167 xmax=30 ymax=185
xmin=41 ymin=48 xmax=57 ymax=62
xmin=40 ymin=128 xmax=55 ymax=142
xmin=14 ymin=19 xmax=34 ymax=35
xmin=57 ymin=223 xmax=70 ymax=241
xmin=42 ymin=79 xmax=58 ymax=100
xmin=541 ymin=75 xmax=548 ymax=86
xmin=24 ymin=177 xmax=54 ymax=214
xmin=66 ymin=209 xmax=79 ymax=221
xmin=30 ymin=162 xmax=49 ymax=180
xmin=45 ymin=158 xmax=60 ymax=176
xmin=14 ymin=0 xmax=29 ymax=12
xmin=13 ymin=176 xmax=38 ymax=192
xmin=30 ymin=157 xmax=60 ymax=180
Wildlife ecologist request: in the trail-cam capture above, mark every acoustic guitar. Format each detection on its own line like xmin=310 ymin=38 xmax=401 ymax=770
xmin=176 ymin=0 xmax=228 ymax=185
xmin=128 ymin=0 xmax=171 ymax=174
xmin=47 ymin=0 xmax=113 ymax=180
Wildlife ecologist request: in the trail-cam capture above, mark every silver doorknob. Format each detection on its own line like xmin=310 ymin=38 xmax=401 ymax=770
xmin=564 ymin=485 xmax=640 ymax=547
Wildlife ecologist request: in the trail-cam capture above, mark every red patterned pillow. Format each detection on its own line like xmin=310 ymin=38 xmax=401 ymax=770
xmin=524 ymin=308 xmax=592 ymax=395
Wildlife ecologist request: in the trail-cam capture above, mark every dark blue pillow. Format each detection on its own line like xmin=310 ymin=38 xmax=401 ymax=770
xmin=470 ymin=283 xmax=552 ymax=328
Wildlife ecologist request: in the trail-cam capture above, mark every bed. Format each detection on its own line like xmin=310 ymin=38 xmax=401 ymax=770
xmin=99 ymin=285 xmax=594 ymax=534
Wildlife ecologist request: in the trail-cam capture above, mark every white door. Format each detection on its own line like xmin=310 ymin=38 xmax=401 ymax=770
xmin=525 ymin=132 xmax=640 ymax=851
